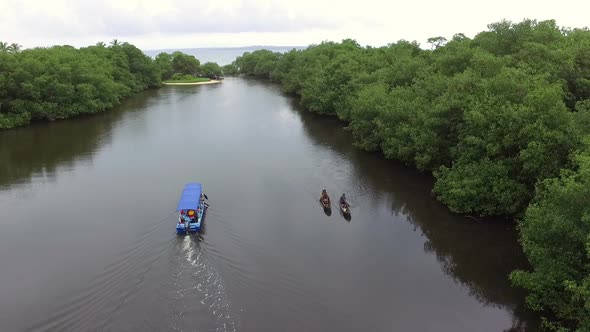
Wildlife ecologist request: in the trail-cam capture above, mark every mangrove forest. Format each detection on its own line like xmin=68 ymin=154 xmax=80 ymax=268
xmin=231 ymin=19 xmax=590 ymax=332
xmin=0 ymin=41 xmax=219 ymax=129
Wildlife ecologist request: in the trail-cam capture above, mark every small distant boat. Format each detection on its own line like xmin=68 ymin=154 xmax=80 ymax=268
xmin=320 ymin=191 xmax=331 ymax=209
xmin=176 ymin=183 xmax=207 ymax=234
xmin=320 ymin=191 xmax=332 ymax=216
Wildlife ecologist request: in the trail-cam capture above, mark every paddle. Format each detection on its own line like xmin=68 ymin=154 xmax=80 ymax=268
xmin=203 ymin=193 xmax=209 ymax=200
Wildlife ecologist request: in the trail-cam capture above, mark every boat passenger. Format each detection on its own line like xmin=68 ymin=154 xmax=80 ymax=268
xmin=321 ymin=189 xmax=329 ymax=203
xmin=340 ymin=194 xmax=348 ymax=206
xmin=181 ymin=213 xmax=191 ymax=223
xmin=187 ymin=210 xmax=196 ymax=221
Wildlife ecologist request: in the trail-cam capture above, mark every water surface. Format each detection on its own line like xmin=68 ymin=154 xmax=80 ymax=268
xmin=0 ymin=78 xmax=538 ymax=331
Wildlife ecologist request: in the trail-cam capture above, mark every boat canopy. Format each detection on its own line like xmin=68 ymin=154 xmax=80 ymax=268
xmin=176 ymin=183 xmax=202 ymax=211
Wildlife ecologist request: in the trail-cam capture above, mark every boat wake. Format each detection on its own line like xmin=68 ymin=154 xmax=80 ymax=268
xmin=170 ymin=236 xmax=238 ymax=332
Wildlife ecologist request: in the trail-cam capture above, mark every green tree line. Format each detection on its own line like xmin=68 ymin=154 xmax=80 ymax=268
xmin=231 ymin=19 xmax=590 ymax=331
xmin=0 ymin=41 xmax=223 ymax=129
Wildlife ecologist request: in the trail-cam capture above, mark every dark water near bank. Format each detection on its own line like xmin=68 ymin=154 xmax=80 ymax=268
xmin=0 ymin=78 xmax=539 ymax=331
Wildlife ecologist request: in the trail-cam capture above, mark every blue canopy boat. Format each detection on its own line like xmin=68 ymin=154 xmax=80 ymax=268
xmin=176 ymin=183 xmax=207 ymax=234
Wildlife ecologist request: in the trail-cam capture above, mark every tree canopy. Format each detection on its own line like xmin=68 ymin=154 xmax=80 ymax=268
xmin=171 ymin=51 xmax=201 ymax=76
xmin=0 ymin=42 xmax=218 ymax=129
xmin=221 ymin=63 xmax=238 ymax=76
xmin=0 ymin=42 xmax=160 ymax=128
xmin=511 ymin=142 xmax=590 ymax=331
xmin=200 ymin=62 xmax=223 ymax=78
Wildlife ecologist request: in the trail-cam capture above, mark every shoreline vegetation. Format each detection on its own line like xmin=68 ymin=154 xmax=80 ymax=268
xmin=230 ymin=19 xmax=590 ymax=332
xmin=0 ymin=41 xmax=223 ymax=129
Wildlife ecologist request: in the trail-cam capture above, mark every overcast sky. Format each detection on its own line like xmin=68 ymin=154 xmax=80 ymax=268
xmin=2 ymin=0 xmax=588 ymax=50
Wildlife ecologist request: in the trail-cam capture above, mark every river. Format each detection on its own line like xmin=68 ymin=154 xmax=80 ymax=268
xmin=0 ymin=78 xmax=539 ymax=331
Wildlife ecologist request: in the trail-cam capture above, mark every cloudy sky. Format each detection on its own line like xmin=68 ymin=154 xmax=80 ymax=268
xmin=2 ymin=0 xmax=588 ymax=50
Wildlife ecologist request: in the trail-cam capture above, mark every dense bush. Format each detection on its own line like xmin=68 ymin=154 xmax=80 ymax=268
xmin=200 ymin=62 xmax=223 ymax=78
xmin=511 ymin=142 xmax=590 ymax=331
xmin=0 ymin=42 xmax=160 ymax=128
xmin=0 ymin=43 xmax=221 ymax=129
xmin=221 ymin=64 xmax=238 ymax=76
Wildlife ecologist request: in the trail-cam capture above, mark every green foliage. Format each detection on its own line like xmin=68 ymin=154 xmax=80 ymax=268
xmin=427 ymin=36 xmax=448 ymax=49
xmin=155 ymin=52 xmax=174 ymax=80
xmin=171 ymin=51 xmax=200 ymax=76
xmin=434 ymin=67 xmax=579 ymax=216
xmin=118 ymin=42 xmax=161 ymax=89
xmin=221 ymin=64 xmax=238 ymax=76
xmin=234 ymin=49 xmax=282 ymax=79
xmin=0 ymin=41 xmax=219 ymax=129
xmin=200 ymin=62 xmax=223 ymax=78
xmin=434 ymin=158 xmax=530 ymax=216
xmin=0 ymin=41 xmax=165 ymax=128
xmin=0 ymin=41 xmax=22 ymax=54
xmin=347 ymin=83 xmax=390 ymax=151
xmin=0 ymin=112 xmax=31 ymax=129
xmin=511 ymin=143 xmax=590 ymax=331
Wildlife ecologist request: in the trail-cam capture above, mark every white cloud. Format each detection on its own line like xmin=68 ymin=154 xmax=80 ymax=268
xmin=2 ymin=0 xmax=589 ymax=49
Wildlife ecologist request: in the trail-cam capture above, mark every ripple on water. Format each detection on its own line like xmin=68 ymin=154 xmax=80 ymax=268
xmin=22 ymin=214 xmax=172 ymax=332
xmin=168 ymin=235 xmax=238 ymax=332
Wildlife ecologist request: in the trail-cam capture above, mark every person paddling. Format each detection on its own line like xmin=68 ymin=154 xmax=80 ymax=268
xmin=320 ymin=189 xmax=330 ymax=204
xmin=339 ymin=193 xmax=349 ymax=211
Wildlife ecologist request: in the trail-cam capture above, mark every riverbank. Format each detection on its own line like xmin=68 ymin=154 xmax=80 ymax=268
xmin=231 ymin=22 xmax=590 ymax=330
xmin=162 ymin=80 xmax=222 ymax=86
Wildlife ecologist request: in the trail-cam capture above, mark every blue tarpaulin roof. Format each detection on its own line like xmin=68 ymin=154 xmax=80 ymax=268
xmin=176 ymin=183 xmax=202 ymax=211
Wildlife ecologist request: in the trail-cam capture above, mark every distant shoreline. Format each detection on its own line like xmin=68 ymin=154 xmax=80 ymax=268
xmin=162 ymin=80 xmax=222 ymax=86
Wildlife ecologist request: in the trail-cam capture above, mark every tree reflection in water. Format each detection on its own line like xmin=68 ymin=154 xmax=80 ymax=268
xmin=294 ymin=98 xmax=539 ymax=331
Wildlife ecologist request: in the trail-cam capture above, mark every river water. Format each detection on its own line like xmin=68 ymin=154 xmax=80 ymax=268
xmin=0 ymin=78 xmax=538 ymax=331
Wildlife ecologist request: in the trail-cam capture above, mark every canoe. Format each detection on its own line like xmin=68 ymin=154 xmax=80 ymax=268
xmin=320 ymin=195 xmax=332 ymax=216
xmin=176 ymin=183 xmax=207 ymax=234
xmin=320 ymin=196 xmax=331 ymax=209
xmin=340 ymin=202 xmax=351 ymax=215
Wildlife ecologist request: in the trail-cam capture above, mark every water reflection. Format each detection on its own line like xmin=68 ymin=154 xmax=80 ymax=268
xmin=340 ymin=209 xmax=352 ymax=221
xmin=0 ymin=89 xmax=160 ymax=190
xmin=0 ymin=78 xmax=540 ymax=331
xmin=294 ymin=102 xmax=538 ymax=331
